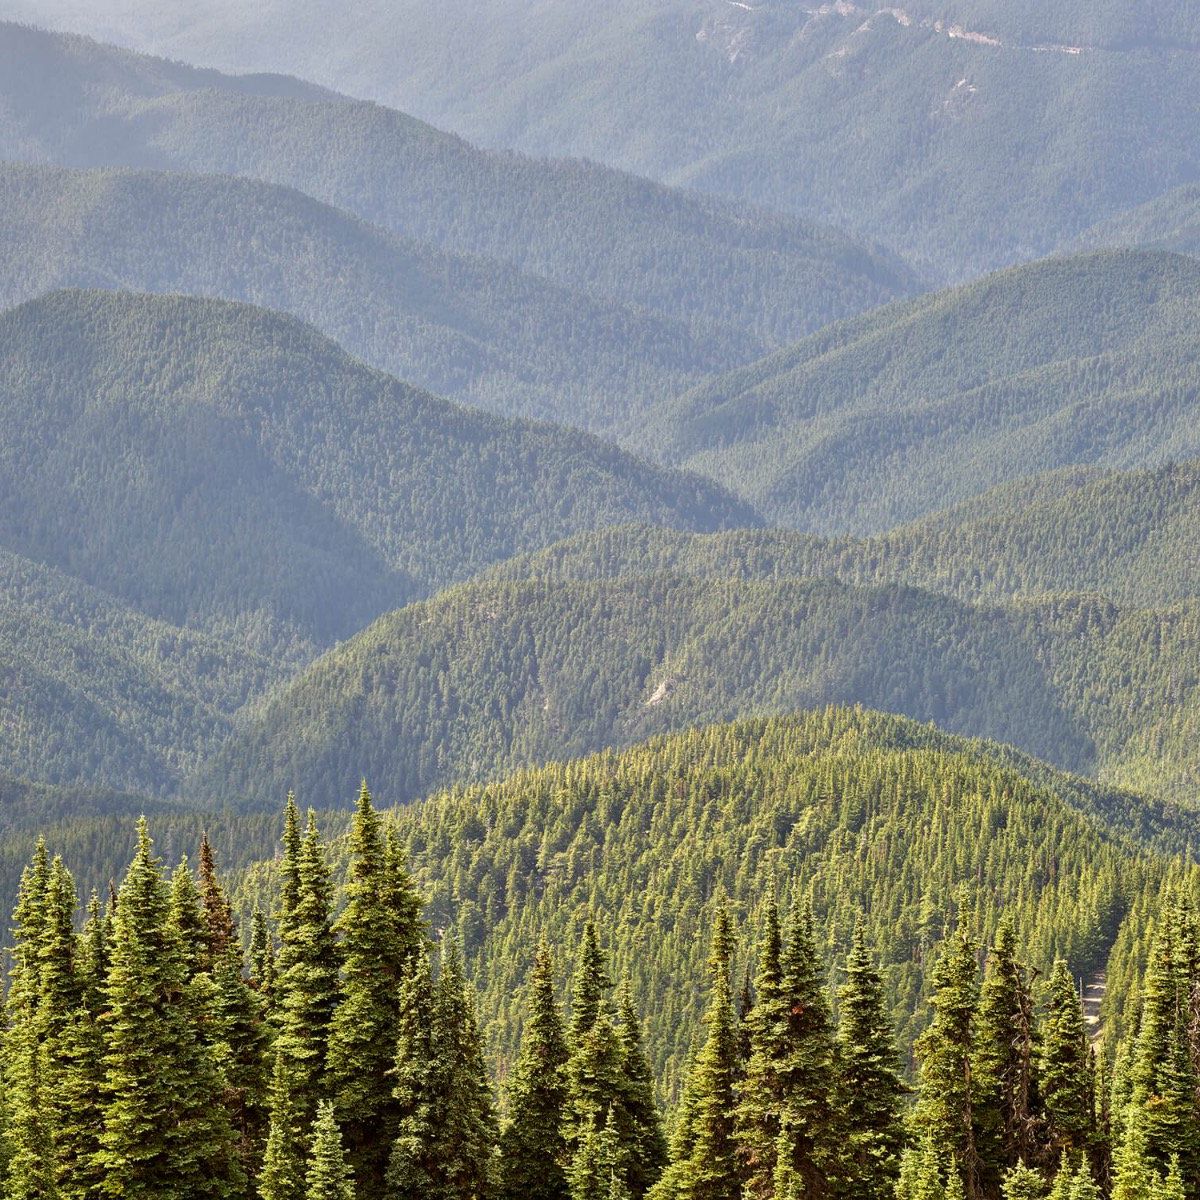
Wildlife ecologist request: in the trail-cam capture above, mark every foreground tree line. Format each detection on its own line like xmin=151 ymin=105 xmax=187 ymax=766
xmin=0 ymin=785 xmax=1196 ymax=1199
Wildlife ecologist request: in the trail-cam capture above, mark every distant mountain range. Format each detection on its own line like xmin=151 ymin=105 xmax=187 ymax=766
xmin=645 ymin=250 xmax=1200 ymax=529
xmin=10 ymin=1 xmax=1199 ymax=277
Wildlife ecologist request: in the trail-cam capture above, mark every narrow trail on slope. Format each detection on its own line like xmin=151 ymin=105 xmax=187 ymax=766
xmin=1082 ymin=971 xmax=1106 ymax=1045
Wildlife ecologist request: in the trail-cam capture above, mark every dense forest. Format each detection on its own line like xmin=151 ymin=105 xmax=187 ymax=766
xmin=484 ymin=460 xmax=1200 ymax=609
xmin=0 ymin=22 xmax=916 ymax=355
xmin=0 ymin=161 xmax=756 ymax=431
xmin=15 ymin=0 xmax=1198 ymax=277
xmin=648 ymin=252 xmax=1200 ymax=530
xmin=198 ymin=573 xmax=1200 ymax=809
xmin=5 ymin=736 xmax=1200 ymax=1198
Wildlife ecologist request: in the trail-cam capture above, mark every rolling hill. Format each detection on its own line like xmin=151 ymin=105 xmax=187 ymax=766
xmin=646 ymin=250 xmax=1200 ymax=531
xmin=0 ymin=161 xmax=752 ymax=428
xmin=229 ymin=707 xmax=1198 ymax=1099
xmin=191 ymin=572 xmax=1200 ymax=811
xmin=0 ymin=288 xmax=755 ymax=660
xmin=13 ymin=0 xmax=1200 ymax=277
xmin=1072 ymin=182 xmax=1200 ymax=257
xmin=485 ymin=460 xmax=1200 ymax=609
xmin=0 ymin=21 xmax=917 ymax=355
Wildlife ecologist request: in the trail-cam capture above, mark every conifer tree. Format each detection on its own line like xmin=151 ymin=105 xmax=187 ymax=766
xmin=1002 ymin=1161 xmax=1047 ymax=1200
xmin=96 ymin=819 xmax=243 ymax=1198
xmin=430 ymin=935 xmax=498 ymax=1200
xmin=1130 ymin=920 xmax=1200 ymax=1179
xmin=1067 ymin=1160 xmax=1102 ymax=1200
xmin=913 ymin=918 xmax=981 ymax=1200
xmin=276 ymin=812 xmax=340 ymax=1130
xmin=210 ymin=936 xmax=272 ymax=1177
xmin=385 ymin=950 xmax=438 ymax=1200
xmin=973 ymin=918 xmax=1041 ymax=1192
xmin=198 ymin=833 xmax=237 ymax=972
xmin=570 ymin=1112 xmax=628 ymax=1200
xmin=306 ymin=1101 xmax=355 ymax=1200
xmin=735 ymin=896 xmax=785 ymax=1198
xmin=260 ymin=1047 xmax=308 ymax=1200
xmin=1154 ymin=1157 xmax=1186 ymax=1200
xmin=648 ymin=906 xmax=741 ymax=1200
xmin=1041 ymin=960 xmax=1094 ymax=1166
xmin=497 ymin=941 xmax=571 ymax=1200
xmin=168 ymin=856 xmax=207 ymax=979
xmin=53 ymin=893 xmax=107 ymax=1200
xmin=251 ymin=908 xmax=275 ymax=997
xmin=571 ymin=921 xmax=612 ymax=1042
xmin=772 ymin=903 xmax=841 ymax=1199
xmin=6 ymin=1017 xmax=57 ymax=1200
xmin=835 ymin=927 xmax=906 ymax=1200
xmin=613 ymin=981 xmax=667 ymax=1197
xmin=386 ymin=938 xmax=496 ymax=1200
xmin=327 ymin=783 xmax=420 ymax=1195
xmin=1111 ymin=1106 xmax=1155 ymax=1200
xmin=895 ymin=1131 xmax=956 ymax=1200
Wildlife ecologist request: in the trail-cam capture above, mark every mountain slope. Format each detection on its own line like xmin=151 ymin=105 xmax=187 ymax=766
xmin=0 ymin=548 xmax=284 ymax=793
xmin=647 ymin=251 xmax=1200 ymax=530
xmin=0 ymin=21 xmax=917 ymax=353
xmin=1072 ymin=183 xmax=1200 ymax=257
xmin=12 ymin=2 xmax=1200 ymax=276
xmin=228 ymin=708 xmax=1193 ymax=1097
xmin=0 ymin=289 xmax=756 ymax=659
xmin=0 ymin=161 xmax=754 ymax=428
xmin=487 ymin=460 xmax=1200 ymax=609
xmin=192 ymin=573 xmax=1200 ymax=809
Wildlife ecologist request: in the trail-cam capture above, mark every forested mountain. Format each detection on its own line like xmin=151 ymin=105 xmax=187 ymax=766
xmin=489 ymin=460 xmax=1200 ymax=609
xmin=12 ymin=0 xmax=1200 ymax=276
xmin=225 ymin=708 xmax=1197 ymax=1108
xmin=0 ymin=548 xmax=282 ymax=793
xmin=0 ymin=161 xmax=753 ymax=428
xmin=0 ymin=288 xmax=754 ymax=658
xmin=1073 ymin=182 xmax=1200 ymax=257
xmin=9 ymin=725 xmax=1199 ymax=1200
xmin=193 ymin=573 xmax=1200 ymax=810
xmin=647 ymin=251 xmax=1200 ymax=530
xmin=0 ymin=22 xmax=917 ymax=352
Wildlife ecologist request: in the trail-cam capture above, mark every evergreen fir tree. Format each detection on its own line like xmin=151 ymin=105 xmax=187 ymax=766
xmin=431 ymin=935 xmax=498 ymax=1200
xmin=1130 ymin=920 xmax=1200 ymax=1179
xmin=385 ymin=950 xmax=438 ymax=1200
xmin=386 ymin=938 xmax=496 ymax=1200
xmin=734 ymin=895 xmax=785 ymax=1198
xmin=53 ymin=893 xmax=107 ymax=1200
xmin=1041 ymin=960 xmax=1094 ymax=1166
xmin=1002 ymin=1161 xmax=1048 ymax=1200
xmin=912 ymin=918 xmax=981 ymax=1200
xmin=571 ymin=921 xmax=612 ymax=1043
xmin=1066 ymin=1160 xmax=1102 ymax=1200
xmin=275 ymin=812 xmax=340 ymax=1130
xmin=497 ymin=941 xmax=570 ymax=1200
xmin=648 ymin=906 xmax=741 ymax=1200
xmin=95 ymin=819 xmax=243 ymax=1199
xmin=305 ymin=1102 xmax=355 ymax=1200
xmin=1111 ymin=1107 xmax=1155 ymax=1200
xmin=835 ymin=926 xmax=906 ymax=1200
xmin=260 ymin=1047 xmax=308 ymax=1200
xmin=198 ymin=833 xmax=237 ymax=973
xmin=569 ymin=1113 xmax=628 ymax=1200
xmin=168 ymin=856 xmax=207 ymax=980
xmin=973 ymin=918 xmax=1041 ymax=1192
xmin=327 ymin=783 xmax=418 ymax=1195
xmin=772 ymin=903 xmax=841 ymax=1200
xmin=613 ymin=981 xmax=667 ymax=1197
xmin=6 ymin=1017 xmax=58 ymax=1200
xmin=1153 ymin=1157 xmax=1186 ymax=1200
